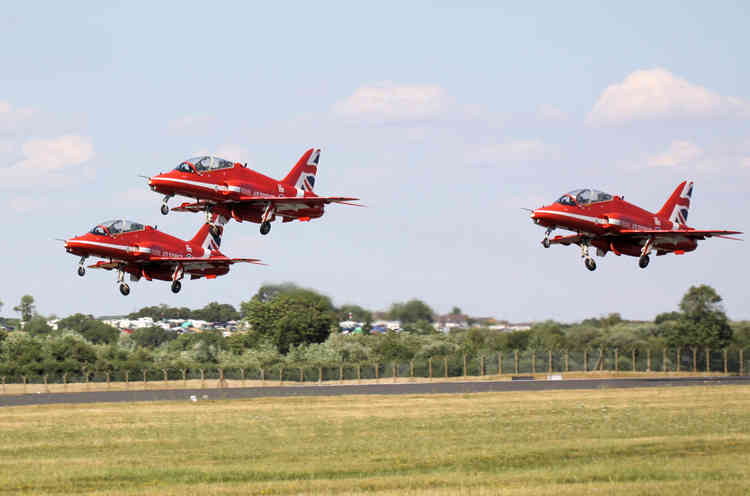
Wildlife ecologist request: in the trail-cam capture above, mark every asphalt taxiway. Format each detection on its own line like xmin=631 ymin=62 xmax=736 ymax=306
xmin=1 ymin=376 xmax=748 ymax=407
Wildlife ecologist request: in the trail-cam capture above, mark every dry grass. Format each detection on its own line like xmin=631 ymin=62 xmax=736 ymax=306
xmin=1 ymin=386 xmax=749 ymax=495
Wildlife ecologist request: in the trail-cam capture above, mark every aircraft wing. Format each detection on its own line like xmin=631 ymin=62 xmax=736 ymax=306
xmin=148 ymin=256 xmax=265 ymax=265
xmin=171 ymin=196 xmax=362 ymax=213
xmin=618 ymin=229 xmax=743 ymax=240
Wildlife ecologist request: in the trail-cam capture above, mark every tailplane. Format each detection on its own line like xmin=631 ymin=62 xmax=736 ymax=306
xmin=189 ymin=214 xmax=229 ymax=252
xmin=657 ymin=180 xmax=693 ymax=226
xmin=281 ymin=148 xmax=319 ymax=193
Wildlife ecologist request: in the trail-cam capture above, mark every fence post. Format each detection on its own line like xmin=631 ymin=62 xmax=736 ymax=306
xmin=444 ymin=357 xmax=448 ymax=378
xmin=599 ymin=347 xmax=604 ymax=371
xmin=723 ymin=349 xmax=728 ymax=374
xmin=498 ymin=351 xmax=503 ymax=375
xmin=463 ymin=354 xmax=467 ymax=377
xmin=531 ymin=352 xmax=536 ymax=374
xmin=631 ymin=349 xmax=636 ymax=372
xmin=410 ymin=360 xmax=414 ymax=378
xmin=676 ymin=349 xmax=681 ymax=373
xmin=428 ymin=358 xmax=433 ymax=379
xmin=163 ymin=368 xmax=168 ymax=386
xmin=23 ymin=376 xmax=27 ymax=393
xmin=1 ymin=376 xmax=5 ymax=393
xmin=692 ymin=348 xmax=697 ymax=373
xmin=647 ymin=349 xmax=651 ymax=372
xmin=43 ymin=374 xmax=49 ymax=393
xmin=339 ymin=365 xmax=344 ymax=384
xmin=480 ymin=356 xmax=485 ymax=376
xmin=240 ymin=368 xmax=246 ymax=387
xmin=392 ymin=363 xmax=397 ymax=383
xmin=584 ymin=350 xmax=588 ymax=372
xmin=200 ymin=368 xmax=205 ymax=388
xmin=614 ymin=348 xmax=619 ymax=373
xmin=299 ymin=367 xmax=303 ymax=383
xmin=662 ymin=349 xmax=667 ymax=373
xmin=106 ymin=371 xmax=111 ymax=389
xmin=318 ymin=367 xmax=322 ymax=383
xmin=219 ymin=368 xmax=225 ymax=388
xmin=548 ymin=350 xmax=552 ymax=373
xmin=143 ymin=369 xmax=148 ymax=387
xmin=123 ymin=371 xmax=128 ymax=389
xmin=260 ymin=367 xmax=265 ymax=384
xmin=513 ymin=350 xmax=518 ymax=374
xmin=357 ymin=364 xmax=361 ymax=383
xmin=375 ymin=363 xmax=379 ymax=382
xmin=280 ymin=367 xmax=284 ymax=385
xmin=705 ymin=349 xmax=710 ymax=373
xmin=182 ymin=369 xmax=188 ymax=387
xmin=565 ymin=350 xmax=569 ymax=373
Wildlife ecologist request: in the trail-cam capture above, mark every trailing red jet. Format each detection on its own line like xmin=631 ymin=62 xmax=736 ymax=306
xmin=530 ymin=181 xmax=741 ymax=271
xmin=147 ymin=148 xmax=359 ymax=235
xmin=64 ymin=216 xmax=262 ymax=295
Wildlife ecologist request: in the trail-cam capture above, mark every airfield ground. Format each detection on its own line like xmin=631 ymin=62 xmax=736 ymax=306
xmin=1 ymin=385 xmax=749 ymax=495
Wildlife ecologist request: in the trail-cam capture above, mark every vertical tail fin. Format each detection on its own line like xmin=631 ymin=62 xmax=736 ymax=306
xmin=657 ymin=180 xmax=694 ymax=226
xmin=189 ymin=214 xmax=228 ymax=252
xmin=281 ymin=148 xmax=319 ymax=193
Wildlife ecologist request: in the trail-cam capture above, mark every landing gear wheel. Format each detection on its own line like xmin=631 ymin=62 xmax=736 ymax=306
xmin=119 ymin=283 xmax=130 ymax=296
xmin=171 ymin=280 xmax=182 ymax=294
xmin=160 ymin=204 xmax=169 ymax=215
xmin=584 ymin=257 xmax=597 ymax=271
xmin=260 ymin=221 xmax=271 ymax=235
xmin=542 ymin=238 xmax=551 ymax=248
xmin=77 ymin=266 xmax=86 ymax=277
xmin=638 ymin=255 xmax=650 ymax=269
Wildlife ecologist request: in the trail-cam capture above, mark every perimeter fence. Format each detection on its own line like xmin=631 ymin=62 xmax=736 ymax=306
xmin=1 ymin=347 xmax=748 ymax=392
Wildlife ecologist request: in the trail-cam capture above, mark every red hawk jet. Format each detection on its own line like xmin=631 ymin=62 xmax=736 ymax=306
xmin=530 ymin=181 xmax=741 ymax=271
xmin=147 ymin=148 xmax=359 ymax=235
xmin=64 ymin=216 xmax=262 ymax=295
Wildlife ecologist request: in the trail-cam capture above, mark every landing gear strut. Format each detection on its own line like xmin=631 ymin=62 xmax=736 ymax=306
xmin=260 ymin=202 xmax=275 ymax=235
xmin=161 ymin=194 xmax=172 ymax=215
xmin=638 ymin=236 xmax=654 ymax=269
xmin=77 ymin=256 xmax=87 ymax=277
xmin=580 ymin=239 xmax=596 ymax=271
xmin=541 ymin=228 xmax=553 ymax=248
xmin=171 ymin=263 xmax=184 ymax=294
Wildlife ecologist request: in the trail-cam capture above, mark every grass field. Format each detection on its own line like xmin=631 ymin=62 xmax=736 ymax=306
xmin=1 ymin=386 xmax=749 ymax=495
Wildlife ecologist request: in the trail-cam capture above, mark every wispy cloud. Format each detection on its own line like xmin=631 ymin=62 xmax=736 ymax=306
xmin=0 ymin=135 xmax=95 ymax=188
xmin=647 ymin=140 xmax=703 ymax=167
xmin=469 ymin=140 xmax=560 ymax=166
xmin=587 ymin=68 xmax=750 ymax=125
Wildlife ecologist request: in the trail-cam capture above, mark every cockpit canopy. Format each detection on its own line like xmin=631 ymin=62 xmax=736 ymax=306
xmin=175 ymin=156 xmax=234 ymax=173
xmin=90 ymin=219 xmax=145 ymax=236
xmin=556 ymin=189 xmax=613 ymax=206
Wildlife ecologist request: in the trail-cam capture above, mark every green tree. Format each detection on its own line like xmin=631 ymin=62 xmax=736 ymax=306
xmin=128 ymin=304 xmax=192 ymax=320
xmin=13 ymin=295 xmax=35 ymax=323
xmin=241 ymin=287 xmax=336 ymax=353
xmin=131 ymin=326 xmax=177 ymax=348
xmin=24 ymin=315 xmax=53 ymax=337
xmin=337 ymin=304 xmax=372 ymax=323
xmin=451 ymin=306 xmax=462 ymax=315
xmin=192 ymin=302 xmax=241 ymax=322
xmin=388 ymin=299 xmax=434 ymax=324
xmin=58 ymin=314 xmax=119 ymax=344
xmin=659 ymin=285 xmax=733 ymax=349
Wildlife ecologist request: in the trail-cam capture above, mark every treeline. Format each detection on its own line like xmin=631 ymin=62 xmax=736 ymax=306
xmin=0 ymin=284 xmax=749 ymax=378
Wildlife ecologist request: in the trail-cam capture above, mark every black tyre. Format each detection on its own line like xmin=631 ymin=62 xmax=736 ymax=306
xmin=161 ymin=204 xmax=169 ymax=215
xmin=584 ymin=257 xmax=597 ymax=271
xmin=171 ymin=280 xmax=182 ymax=293
xmin=260 ymin=222 xmax=271 ymax=235
xmin=542 ymin=238 xmax=551 ymax=248
xmin=638 ymin=255 xmax=650 ymax=269
xmin=77 ymin=266 xmax=85 ymax=277
xmin=119 ymin=283 xmax=130 ymax=296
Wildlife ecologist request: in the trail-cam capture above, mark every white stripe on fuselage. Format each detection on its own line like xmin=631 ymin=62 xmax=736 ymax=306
xmin=535 ymin=210 xmax=607 ymax=225
xmin=69 ymin=240 xmax=152 ymax=254
xmin=152 ymin=177 xmax=230 ymax=192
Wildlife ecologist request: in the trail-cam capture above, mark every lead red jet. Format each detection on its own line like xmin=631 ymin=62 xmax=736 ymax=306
xmin=530 ymin=181 xmax=741 ymax=271
xmin=64 ymin=216 xmax=262 ymax=295
xmin=147 ymin=148 xmax=359 ymax=235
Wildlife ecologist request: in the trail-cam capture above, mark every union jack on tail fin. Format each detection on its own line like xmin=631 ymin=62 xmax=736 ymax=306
xmin=281 ymin=148 xmax=319 ymax=193
xmin=657 ymin=180 xmax=693 ymax=226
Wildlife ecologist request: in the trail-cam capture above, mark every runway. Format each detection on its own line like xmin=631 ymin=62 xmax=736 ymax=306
xmin=1 ymin=376 xmax=748 ymax=407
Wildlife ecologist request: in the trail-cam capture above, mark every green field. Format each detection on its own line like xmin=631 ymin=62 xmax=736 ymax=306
xmin=1 ymin=386 xmax=749 ymax=495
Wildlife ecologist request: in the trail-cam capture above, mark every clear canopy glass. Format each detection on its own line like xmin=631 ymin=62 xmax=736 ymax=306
xmin=90 ymin=219 xmax=145 ymax=236
xmin=556 ymin=189 xmax=612 ymax=206
xmin=175 ymin=156 xmax=234 ymax=173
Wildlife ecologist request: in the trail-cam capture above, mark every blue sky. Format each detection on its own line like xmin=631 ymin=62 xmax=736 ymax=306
xmin=1 ymin=2 xmax=748 ymax=321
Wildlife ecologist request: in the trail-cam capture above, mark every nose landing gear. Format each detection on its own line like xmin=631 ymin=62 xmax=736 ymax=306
xmin=579 ymin=239 xmax=596 ymax=271
xmin=77 ymin=256 xmax=87 ymax=277
xmin=541 ymin=228 xmax=553 ymax=248
xmin=116 ymin=268 xmax=130 ymax=296
xmin=161 ymin=194 xmax=173 ymax=215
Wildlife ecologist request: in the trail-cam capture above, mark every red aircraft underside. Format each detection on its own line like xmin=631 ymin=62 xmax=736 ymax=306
xmin=530 ymin=181 xmax=741 ymax=271
xmin=64 ymin=218 xmax=262 ymax=295
xmin=147 ymin=148 xmax=359 ymax=235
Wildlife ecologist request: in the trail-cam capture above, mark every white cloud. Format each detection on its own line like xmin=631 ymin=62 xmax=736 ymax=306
xmin=587 ymin=68 xmax=750 ymax=125
xmin=167 ymin=114 xmax=214 ymax=132
xmin=0 ymin=135 xmax=94 ymax=188
xmin=647 ymin=140 xmax=703 ymax=167
xmin=0 ymin=100 xmax=36 ymax=131
xmin=332 ymin=82 xmax=457 ymax=123
xmin=469 ymin=140 xmax=559 ymax=165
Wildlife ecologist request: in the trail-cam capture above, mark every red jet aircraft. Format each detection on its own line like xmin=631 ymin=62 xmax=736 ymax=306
xmin=64 ymin=216 xmax=261 ymax=295
xmin=530 ymin=181 xmax=741 ymax=271
xmin=147 ymin=148 xmax=359 ymax=235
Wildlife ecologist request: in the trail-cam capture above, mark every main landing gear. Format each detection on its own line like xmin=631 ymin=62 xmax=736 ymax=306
xmin=161 ymin=194 xmax=172 ymax=215
xmin=638 ymin=236 xmax=654 ymax=269
xmin=171 ymin=280 xmax=182 ymax=294
xmin=170 ymin=263 xmax=184 ymax=294
xmin=580 ymin=239 xmax=596 ymax=271
xmin=260 ymin=221 xmax=271 ymax=235
xmin=116 ymin=268 xmax=130 ymax=296
xmin=259 ymin=202 xmax=275 ymax=235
